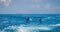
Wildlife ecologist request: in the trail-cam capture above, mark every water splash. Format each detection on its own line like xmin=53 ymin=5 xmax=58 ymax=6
xmin=1 ymin=25 xmax=55 ymax=32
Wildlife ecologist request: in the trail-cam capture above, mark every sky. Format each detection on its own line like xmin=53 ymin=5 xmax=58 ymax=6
xmin=0 ymin=0 xmax=60 ymax=14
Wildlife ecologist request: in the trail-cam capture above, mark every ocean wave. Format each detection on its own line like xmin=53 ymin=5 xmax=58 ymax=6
xmin=1 ymin=23 xmax=60 ymax=32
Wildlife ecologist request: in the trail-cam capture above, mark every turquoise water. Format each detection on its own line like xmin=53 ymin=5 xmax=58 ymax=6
xmin=0 ymin=14 xmax=60 ymax=32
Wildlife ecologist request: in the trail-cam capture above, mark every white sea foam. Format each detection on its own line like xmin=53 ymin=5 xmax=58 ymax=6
xmin=1 ymin=25 xmax=53 ymax=32
xmin=49 ymin=23 xmax=60 ymax=26
xmin=44 ymin=17 xmax=55 ymax=19
xmin=1 ymin=23 xmax=60 ymax=32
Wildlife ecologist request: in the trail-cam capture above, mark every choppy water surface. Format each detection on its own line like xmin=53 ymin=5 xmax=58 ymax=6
xmin=0 ymin=14 xmax=60 ymax=32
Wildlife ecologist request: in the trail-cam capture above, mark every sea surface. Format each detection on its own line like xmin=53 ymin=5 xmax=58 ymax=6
xmin=0 ymin=14 xmax=60 ymax=32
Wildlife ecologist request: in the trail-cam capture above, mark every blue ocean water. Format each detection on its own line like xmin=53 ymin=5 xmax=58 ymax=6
xmin=0 ymin=14 xmax=60 ymax=32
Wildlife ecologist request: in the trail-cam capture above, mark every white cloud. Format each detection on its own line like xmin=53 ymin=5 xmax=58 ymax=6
xmin=32 ymin=0 xmax=42 ymax=2
xmin=52 ymin=6 xmax=60 ymax=9
xmin=0 ymin=0 xmax=11 ymax=6
xmin=31 ymin=5 xmax=40 ymax=9
xmin=45 ymin=4 xmax=51 ymax=9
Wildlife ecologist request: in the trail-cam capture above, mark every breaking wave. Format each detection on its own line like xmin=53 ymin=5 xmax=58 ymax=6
xmin=1 ymin=23 xmax=60 ymax=32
